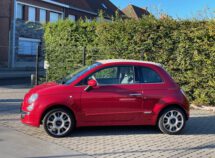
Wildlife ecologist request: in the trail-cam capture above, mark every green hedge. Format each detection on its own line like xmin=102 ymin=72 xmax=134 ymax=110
xmin=44 ymin=17 xmax=215 ymax=105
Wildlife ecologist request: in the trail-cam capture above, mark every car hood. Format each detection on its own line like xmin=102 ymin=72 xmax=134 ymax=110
xmin=28 ymin=82 xmax=59 ymax=94
xmin=24 ymin=82 xmax=72 ymax=103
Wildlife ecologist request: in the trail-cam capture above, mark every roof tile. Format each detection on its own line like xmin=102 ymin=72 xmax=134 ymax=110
xmin=122 ymin=4 xmax=150 ymax=20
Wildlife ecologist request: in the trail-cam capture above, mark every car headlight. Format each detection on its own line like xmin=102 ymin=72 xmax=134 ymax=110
xmin=27 ymin=104 xmax=35 ymax=111
xmin=28 ymin=93 xmax=38 ymax=104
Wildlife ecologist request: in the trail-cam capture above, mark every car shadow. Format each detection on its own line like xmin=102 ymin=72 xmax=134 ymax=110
xmin=70 ymin=115 xmax=215 ymax=137
xmin=182 ymin=115 xmax=215 ymax=135
xmin=72 ymin=125 xmax=159 ymax=137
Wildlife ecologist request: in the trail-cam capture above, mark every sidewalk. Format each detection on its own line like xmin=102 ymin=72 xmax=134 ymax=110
xmin=0 ymin=126 xmax=92 ymax=158
xmin=0 ymin=85 xmax=30 ymax=100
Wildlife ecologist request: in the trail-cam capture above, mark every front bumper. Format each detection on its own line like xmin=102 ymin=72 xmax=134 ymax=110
xmin=20 ymin=110 xmax=29 ymax=119
xmin=20 ymin=102 xmax=40 ymax=127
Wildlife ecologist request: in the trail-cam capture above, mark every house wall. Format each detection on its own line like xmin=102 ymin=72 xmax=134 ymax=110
xmin=18 ymin=0 xmax=98 ymax=20
xmin=15 ymin=20 xmax=43 ymax=64
xmin=17 ymin=0 xmax=64 ymax=13
xmin=13 ymin=0 xmax=98 ymax=68
xmin=66 ymin=9 xmax=97 ymax=20
xmin=0 ymin=0 xmax=12 ymax=68
xmin=13 ymin=0 xmax=65 ymax=68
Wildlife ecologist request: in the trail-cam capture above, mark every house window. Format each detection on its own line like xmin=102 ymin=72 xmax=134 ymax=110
xmin=50 ymin=12 xmax=61 ymax=22
xmin=40 ymin=9 xmax=46 ymax=23
xmin=17 ymin=4 xmax=24 ymax=19
xmin=68 ymin=15 xmax=76 ymax=22
xmin=28 ymin=7 xmax=36 ymax=22
xmin=18 ymin=38 xmax=40 ymax=55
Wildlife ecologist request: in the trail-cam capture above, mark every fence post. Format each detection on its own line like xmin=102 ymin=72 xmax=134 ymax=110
xmin=91 ymin=48 xmax=94 ymax=64
xmin=31 ymin=74 xmax=35 ymax=87
xmin=141 ymin=51 xmax=144 ymax=61
xmin=35 ymin=45 xmax=40 ymax=85
xmin=82 ymin=47 xmax=86 ymax=66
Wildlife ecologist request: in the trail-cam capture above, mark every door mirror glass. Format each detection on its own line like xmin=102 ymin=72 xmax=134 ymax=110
xmin=85 ymin=79 xmax=97 ymax=92
xmin=88 ymin=79 xmax=97 ymax=87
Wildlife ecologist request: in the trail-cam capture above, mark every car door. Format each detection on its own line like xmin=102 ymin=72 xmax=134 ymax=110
xmin=80 ymin=65 xmax=144 ymax=122
xmin=139 ymin=66 xmax=166 ymax=114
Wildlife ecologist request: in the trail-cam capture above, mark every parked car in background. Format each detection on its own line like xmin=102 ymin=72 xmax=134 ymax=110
xmin=21 ymin=59 xmax=190 ymax=137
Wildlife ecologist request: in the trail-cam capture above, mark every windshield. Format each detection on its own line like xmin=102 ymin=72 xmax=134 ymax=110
xmin=59 ymin=62 xmax=101 ymax=85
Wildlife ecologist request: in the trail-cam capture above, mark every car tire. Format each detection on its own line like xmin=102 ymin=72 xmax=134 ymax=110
xmin=43 ymin=108 xmax=75 ymax=138
xmin=158 ymin=107 xmax=186 ymax=135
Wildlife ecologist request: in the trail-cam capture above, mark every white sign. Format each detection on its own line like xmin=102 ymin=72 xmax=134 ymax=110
xmin=44 ymin=60 xmax=49 ymax=69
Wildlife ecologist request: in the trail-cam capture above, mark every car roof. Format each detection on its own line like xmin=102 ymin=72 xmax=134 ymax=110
xmin=97 ymin=59 xmax=162 ymax=67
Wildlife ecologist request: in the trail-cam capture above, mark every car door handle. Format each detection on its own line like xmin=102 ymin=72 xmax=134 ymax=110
xmin=129 ymin=93 xmax=142 ymax=97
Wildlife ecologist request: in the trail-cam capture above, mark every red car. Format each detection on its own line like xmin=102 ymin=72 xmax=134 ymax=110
xmin=21 ymin=60 xmax=189 ymax=137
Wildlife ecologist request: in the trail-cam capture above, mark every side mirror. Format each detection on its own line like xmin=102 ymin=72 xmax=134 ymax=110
xmin=84 ymin=79 xmax=97 ymax=91
xmin=88 ymin=79 xmax=97 ymax=87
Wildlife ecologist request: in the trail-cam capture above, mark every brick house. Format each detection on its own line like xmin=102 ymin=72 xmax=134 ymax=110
xmin=0 ymin=0 xmax=124 ymax=72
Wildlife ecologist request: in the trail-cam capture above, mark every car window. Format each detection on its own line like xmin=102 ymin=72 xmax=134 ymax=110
xmin=85 ymin=66 xmax=135 ymax=85
xmin=60 ymin=62 xmax=101 ymax=85
xmin=140 ymin=67 xmax=163 ymax=83
xmin=92 ymin=67 xmax=119 ymax=85
xmin=134 ymin=66 xmax=141 ymax=83
xmin=118 ymin=66 xmax=134 ymax=84
xmin=94 ymin=67 xmax=117 ymax=79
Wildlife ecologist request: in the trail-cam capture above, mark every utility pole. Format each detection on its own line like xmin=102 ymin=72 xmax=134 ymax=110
xmin=35 ymin=45 xmax=40 ymax=85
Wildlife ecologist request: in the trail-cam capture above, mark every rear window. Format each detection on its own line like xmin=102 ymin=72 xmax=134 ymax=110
xmin=140 ymin=67 xmax=163 ymax=83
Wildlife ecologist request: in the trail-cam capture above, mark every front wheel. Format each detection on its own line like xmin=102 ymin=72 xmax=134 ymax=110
xmin=158 ymin=108 xmax=186 ymax=135
xmin=43 ymin=108 xmax=75 ymax=138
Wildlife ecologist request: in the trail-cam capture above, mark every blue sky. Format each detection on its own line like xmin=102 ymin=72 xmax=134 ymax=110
xmin=110 ymin=0 xmax=215 ymax=19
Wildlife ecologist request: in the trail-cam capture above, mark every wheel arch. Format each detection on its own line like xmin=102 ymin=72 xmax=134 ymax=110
xmin=40 ymin=104 xmax=76 ymax=125
xmin=156 ymin=104 xmax=188 ymax=125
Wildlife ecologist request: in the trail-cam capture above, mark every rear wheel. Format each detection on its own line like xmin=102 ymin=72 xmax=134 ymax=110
xmin=158 ymin=108 xmax=186 ymax=135
xmin=43 ymin=108 xmax=75 ymax=138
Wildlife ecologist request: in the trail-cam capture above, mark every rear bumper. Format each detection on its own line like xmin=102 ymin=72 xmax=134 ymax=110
xmin=185 ymin=108 xmax=190 ymax=120
xmin=184 ymin=96 xmax=190 ymax=120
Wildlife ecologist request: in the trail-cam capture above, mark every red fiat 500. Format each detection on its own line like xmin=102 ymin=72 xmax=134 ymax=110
xmin=21 ymin=60 xmax=189 ymax=137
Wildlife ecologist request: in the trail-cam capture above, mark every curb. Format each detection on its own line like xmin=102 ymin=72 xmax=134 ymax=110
xmin=191 ymin=104 xmax=215 ymax=113
xmin=0 ymin=99 xmax=23 ymax=103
